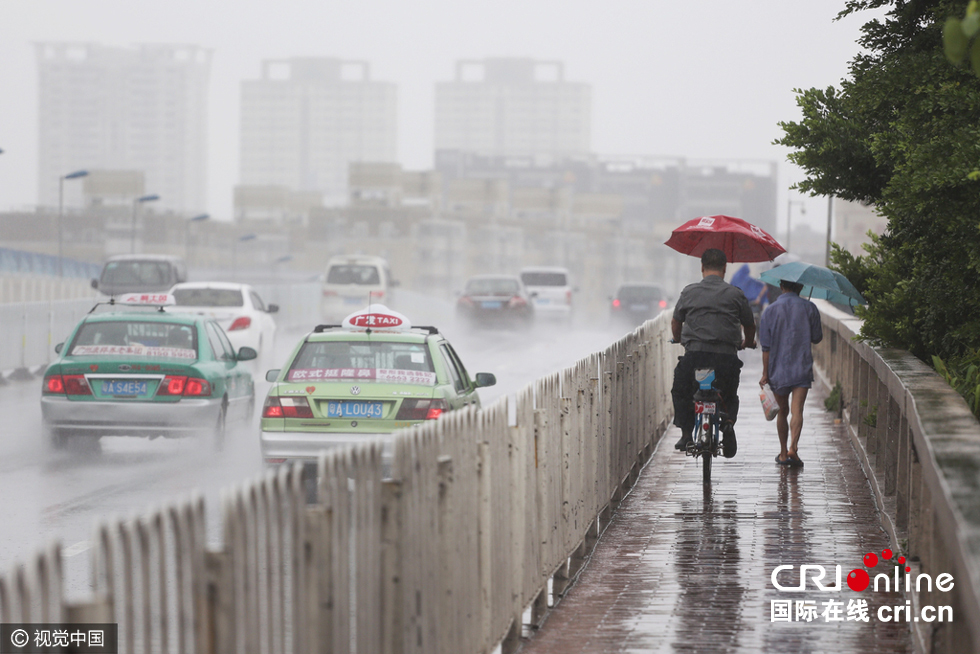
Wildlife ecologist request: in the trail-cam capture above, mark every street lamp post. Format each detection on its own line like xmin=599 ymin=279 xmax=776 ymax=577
xmin=131 ymin=194 xmax=160 ymax=254
xmin=786 ymin=199 xmax=806 ymax=253
xmin=185 ymin=213 xmax=210 ymax=264
xmin=58 ymin=170 xmax=89 ymax=277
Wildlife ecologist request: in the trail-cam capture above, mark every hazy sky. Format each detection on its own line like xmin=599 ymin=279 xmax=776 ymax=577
xmin=0 ymin=0 xmax=884 ymax=234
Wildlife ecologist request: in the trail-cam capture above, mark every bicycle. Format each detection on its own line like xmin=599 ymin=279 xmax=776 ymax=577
xmin=685 ymin=367 xmax=730 ymax=485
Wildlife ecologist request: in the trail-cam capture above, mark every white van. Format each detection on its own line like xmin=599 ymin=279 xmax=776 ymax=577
xmin=321 ymin=255 xmax=394 ymax=322
xmin=519 ymin=266 xmax=575 ymax=322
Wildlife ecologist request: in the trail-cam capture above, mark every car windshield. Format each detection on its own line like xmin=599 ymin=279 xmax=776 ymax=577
xmin=327 ymin=265 xmax=381 ymax=285
xmin=173 ymin=288 xmax=244 ymax=307
xmin=69 ymin=321 xmax=197 ymax=359
xmin=618 ymin=286 xmax=664 ymax=303
xmin=465 ymin=278 xmax=520 ymax=296
xmin=521 ymin=272 xmax=567 ymax=287
xmin=101 ymin=261 xmax=174 ymax=286
xmin=287 ymin=340 xmax=435 ymax=385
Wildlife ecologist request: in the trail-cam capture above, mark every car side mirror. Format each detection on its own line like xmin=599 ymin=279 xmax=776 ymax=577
xmin=54 ymin=342 xmax=64 ymax=354
xmin=529 ymin=291 xmax=539 ymax=298
xmin=265 ymin=369 xmax=281 ymax=382
xmin=573 ymin=287 xmax=580 ymax=293
xmin=475 ymin=372 xmax=496 ymax=388
xmin=237 ymin=346 xmax=258 ymax=361
xmin=390 ymin=279 xmax=401 ymax=288
xmin=267 ymin=304 xmax=280 ymax=314
xmin=90 ymin=278 xmax=99 ymax=289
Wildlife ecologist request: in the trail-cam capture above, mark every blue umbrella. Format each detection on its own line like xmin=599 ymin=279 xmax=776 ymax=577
xmin=759 ymin=261 xmax=867 ymax=306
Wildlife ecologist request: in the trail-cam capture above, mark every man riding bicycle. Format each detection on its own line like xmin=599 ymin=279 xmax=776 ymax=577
xmin=671 ymin=248 xmax=756 ymax=457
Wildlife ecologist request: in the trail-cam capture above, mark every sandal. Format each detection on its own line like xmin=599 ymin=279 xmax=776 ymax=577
xmin=775 ymin=454 xmax=792 ymax=466
xmin=787 ymin=453 xmax=804 ymax=468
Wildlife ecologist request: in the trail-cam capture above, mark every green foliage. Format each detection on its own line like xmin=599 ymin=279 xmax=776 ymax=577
xmin=776 ymin=0 xmax=980 ymax=364
xmin=863 ymin=404 xmax=879 ymax=428
xmin=825 ymin=381 xmax=844 ymax=414
xmin=932 ymin=350 xmax=980 ymax=418
xmin=943 ymin=1 xmax=980 ymax=75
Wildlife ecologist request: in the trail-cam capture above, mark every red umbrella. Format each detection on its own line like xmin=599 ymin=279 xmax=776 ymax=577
xmin=664 ymin=215 xmax=785 ymax=263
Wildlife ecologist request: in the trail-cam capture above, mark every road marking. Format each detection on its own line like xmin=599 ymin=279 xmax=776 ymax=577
xmin=62 ymin=540 xmax=91 ymax=557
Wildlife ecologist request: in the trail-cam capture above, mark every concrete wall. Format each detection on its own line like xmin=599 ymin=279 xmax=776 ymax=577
xmin=813 ymin=301 xmax=980 ymax=654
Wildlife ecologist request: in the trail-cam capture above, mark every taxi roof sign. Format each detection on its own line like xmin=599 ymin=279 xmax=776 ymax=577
xmin=115 ymin=293 xmax=176 ymax=306
xmin=342 ymin=305 xmax=410 ymax=331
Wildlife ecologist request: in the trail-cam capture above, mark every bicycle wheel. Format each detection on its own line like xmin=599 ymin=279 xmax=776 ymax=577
xmin=702 ymin=444 xmax=712 ymax=484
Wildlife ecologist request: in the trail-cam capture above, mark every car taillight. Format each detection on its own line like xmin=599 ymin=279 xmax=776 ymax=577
xmin=612 ymin=299 xmax=621 ymax=310
xmin=157 ymin=375 xmax=212 ymax=397
xmin=566 ymin=290 xmax=573 ymax=304
xmin=396 ymin=398 xmax=448 ymax=421
xmin=228 ymin=316 xmax=251 ymax=331
xmin=508 ymin=296 xmax=527 ymax=308
xmin=184 ymin=377 xmax=212 ymax=396
xmin=458 ymin=296 xmax=474 ymax=306
xmin=322 ymin=290 xmax=338 ymax=297
xmin=44 ymin=374 xmax=90 ymax=395
xmin=659 ymin=299 xmax=667 ymax=309
xmin=370 ymin=290 xmax=385 ymax=300
xmin=262 ymin=396 xmax=313 ymax=418
xmin=44 ymin=375 xmax=65 ymax=394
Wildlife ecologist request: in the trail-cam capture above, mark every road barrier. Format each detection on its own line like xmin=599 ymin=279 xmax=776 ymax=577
xmin=813 ymin=302 xmax=980 ymax=654
xmin=0 ymin=283 xmax=321 ymax=377
xmin=0 ymin=311 xmax=679 ymax=653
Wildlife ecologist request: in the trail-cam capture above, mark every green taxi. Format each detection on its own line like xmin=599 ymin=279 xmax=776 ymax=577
xmin=260 ymin=305 xmax=495 ymax=466
xmin=40 ymin=294 xmax=256 ymax=450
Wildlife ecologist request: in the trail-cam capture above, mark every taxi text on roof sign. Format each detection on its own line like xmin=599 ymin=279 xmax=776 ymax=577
xmin=116 ymin=293 xmax=176 ymax=306
xmin=342 ymin=305 xmax=411 ymax=331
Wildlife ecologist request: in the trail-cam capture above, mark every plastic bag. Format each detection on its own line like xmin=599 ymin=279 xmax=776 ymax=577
xmin=759 ymin=384 xmax=779 ymax=421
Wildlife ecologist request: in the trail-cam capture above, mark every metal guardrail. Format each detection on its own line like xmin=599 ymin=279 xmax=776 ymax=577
xmin=0 ymin=311 xmax=679 ymax=653
xmin=0 ymin=248 xmax=101 ymax=279
xmin=813 ymin=302 xmax=980 ymax=653
xmin=0 ymin=283 xmax=322 ymax=376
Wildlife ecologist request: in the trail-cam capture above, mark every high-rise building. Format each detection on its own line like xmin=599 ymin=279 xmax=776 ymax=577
xmin=36 ymin=43 xmax=211 ymax=213
xmin=435 ymin=58 xmax=591 ymax=158
xmin=239 ymin=58 xmax=397 ymax=205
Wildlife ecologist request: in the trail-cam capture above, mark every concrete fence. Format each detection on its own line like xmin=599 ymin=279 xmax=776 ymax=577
xmin=812 ymin=302 xmax=980 ymax=654
xmin=0 ymin=312 xmax=679 ymax=653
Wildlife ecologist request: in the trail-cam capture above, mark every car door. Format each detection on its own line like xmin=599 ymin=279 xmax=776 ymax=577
xmin=249 ymin=289 xmax=276 ymax=352
xmin=439 ymin=342 xmax=478 ymax=409
xmin=206 ymin=321 xmax=252 ymax=418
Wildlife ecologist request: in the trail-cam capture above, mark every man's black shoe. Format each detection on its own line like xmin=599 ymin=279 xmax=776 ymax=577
xmin=674 ymin=432 xmax=692 ymax=451
xmin=722 ymin=423 xmax=737 ymax=458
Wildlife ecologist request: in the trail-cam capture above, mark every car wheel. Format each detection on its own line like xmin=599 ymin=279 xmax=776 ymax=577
xmin=211 ymin=404 xmax=227 ymax=452
xmin=48 ymin=426 xmax=67 ymax=450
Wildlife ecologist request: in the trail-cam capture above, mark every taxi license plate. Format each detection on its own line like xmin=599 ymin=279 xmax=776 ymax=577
xmin=695 ymin=401 xmax=716 ymax=415
xmin=344 ymin=297 xmax=363 ymax=305
xmin=535 ymin=298 xmax=550 ymax=304
xmin=102 ymin=380 xmax=149 ymax=397
xmin=481 ymin=301 xmax=502 ymax=309
xmin=326 ymin=401 xmax=383 ymax=419
xmin=630 ymin=304 xmax=650 ymax=311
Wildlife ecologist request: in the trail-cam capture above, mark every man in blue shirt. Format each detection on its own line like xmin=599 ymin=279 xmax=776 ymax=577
xmin=758 ymin=279 xmax=823 ymax=467
xmin=671 ymin=249 xmax=756 ymax=457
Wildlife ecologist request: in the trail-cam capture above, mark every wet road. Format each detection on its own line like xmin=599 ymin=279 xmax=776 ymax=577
xmin=0 ymin=306 xmax=626 ymax=601
xmin=519 ymin=353 xmax=913 ymax=653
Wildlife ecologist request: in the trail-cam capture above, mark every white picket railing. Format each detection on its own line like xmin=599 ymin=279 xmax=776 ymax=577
xmin=0 ymin=311 xmax=678 ymax=653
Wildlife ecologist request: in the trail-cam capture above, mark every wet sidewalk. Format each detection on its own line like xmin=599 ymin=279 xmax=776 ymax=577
xmin=520 ymin=352 xmax=913 ymax=654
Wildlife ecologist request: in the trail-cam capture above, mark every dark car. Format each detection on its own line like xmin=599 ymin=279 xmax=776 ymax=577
xmin=611 ymin=283 xmax=669 ymax=328
xmin=456 ymin=275 xmax=535 ymax=329
xmin=93 ymin=254 xmax=187 ymax=297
